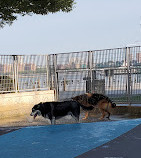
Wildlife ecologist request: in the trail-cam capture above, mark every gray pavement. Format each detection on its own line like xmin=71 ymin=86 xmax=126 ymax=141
xmin=0 ymin=127 xmax=20 ymax=136
xmin=76 ymin=124 xmax=141 ymax=158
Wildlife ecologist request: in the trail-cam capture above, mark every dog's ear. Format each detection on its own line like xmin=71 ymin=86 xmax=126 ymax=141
xmin=37 ymin=104 xmax=40 ymax=108
xmin=86 ymin=93 xmax=93 ymax=98
xmin=72 ymin=96 xmax=78 ymax=100
xmin=36 ymin=102 xmax=42 ymax=108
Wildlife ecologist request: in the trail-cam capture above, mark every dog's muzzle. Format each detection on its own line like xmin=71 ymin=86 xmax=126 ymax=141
xmin=30 ymin=110 xmax=41 ymax=119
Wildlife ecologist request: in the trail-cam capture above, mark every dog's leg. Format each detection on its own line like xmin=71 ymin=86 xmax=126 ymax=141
xmin=105 ymin=103 xmax=111 ymax=120
xmin=75 ymin=118 xmax=79 ymax=123
xmin=72 ymin=115 xmax=79 ymax=123
xmin=106 ymin=111 xmax=111 ymax=120
xmin=99 ymin=109 xmax=105 ymax=120
xmin=51 ymin=117 xmax=56 ymax=125
xmin=82 ymin=111 xmax=89 ymax=120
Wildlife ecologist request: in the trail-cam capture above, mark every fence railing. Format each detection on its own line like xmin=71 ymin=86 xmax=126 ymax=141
xmin=0 ymin=55 xmax=51 ymax=93
xmin=54 ymin=46 xmax=141 ymax=104
xmin=0 ymin=46 xmax=141 ymax=104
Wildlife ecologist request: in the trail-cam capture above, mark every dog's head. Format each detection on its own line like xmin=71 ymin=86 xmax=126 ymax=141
xmin=72 ymin=94 xmax=87 ymax=102
xmin=111 ymin=102 xmax=116 ymax=108
xmin=30 ymin=102 xmax=43 ymax=119
xmin=72 ymin=93 xmax=92 ymax=105
xmin=72 ymin=95 xmax=82 ymax=101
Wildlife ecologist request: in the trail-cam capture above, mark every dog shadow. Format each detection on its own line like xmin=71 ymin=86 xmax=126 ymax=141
xmin=47 ymin=123 xmax=82 ymax=134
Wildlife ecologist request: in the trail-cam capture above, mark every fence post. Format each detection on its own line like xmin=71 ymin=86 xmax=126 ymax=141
xmin=88 ymin=51 xmax=93 ymax=93
xmin=12 ymin=55 xmax=18 ymax=93
xmin=46 ymin=55 xmax=50 ymax=90
xmin=126 ymin=47 xmax=131 ymax=106
xmin=54 ymin=54 xmax=59 ymax=101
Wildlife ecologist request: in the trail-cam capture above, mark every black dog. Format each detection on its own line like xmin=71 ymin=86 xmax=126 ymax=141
xmin=30 ymin=101 xmax=93 ymax=124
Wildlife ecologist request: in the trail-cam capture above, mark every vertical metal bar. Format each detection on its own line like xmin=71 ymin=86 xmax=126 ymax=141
xmin=50 ymin=55 xmax=53 ymax=90
xmin=88 ymin=51 xmax=93 ymax=93
xmin=90 ymin=51 xmax=93 ymax=93
xmin=126 ymin=47 xmax=131 ymax=106
xmin=12 ymin=56 xmax=15 ymax=92
xmin=46 ymin=55 xmax=50 ymax=90
xmin=87 ymin=51 xmax=90 ymax=93
xmin=54 ymin=54 xmax=59 ymax=101
xmin=13 ymin=55 xmax=18 ymax=93
xmin=16 ymin=56 xmax=19 ymax=91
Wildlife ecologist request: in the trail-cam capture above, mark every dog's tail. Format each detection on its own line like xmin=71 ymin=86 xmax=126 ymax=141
xmin=111 ymin=102 xmax=116 ymax=108
xmin=76 ymin=101 xmax=94 ymax=110
xmin=100 ymin=95 xmax=116 ymax=108
xmin=107 ymin=98 xmax=116 ymax=108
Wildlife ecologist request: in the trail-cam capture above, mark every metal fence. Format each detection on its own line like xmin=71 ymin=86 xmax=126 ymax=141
xmin=0 ymin=55 xmax=50 ymax=93
xmin=53 ymin=46 xmax=141 ymax=104
xmin=0 ymin=46 xmax=141 ymax=104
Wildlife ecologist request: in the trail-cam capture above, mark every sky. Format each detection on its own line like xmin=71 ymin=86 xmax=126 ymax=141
xmin=0 ymin=0 xmax=141 ymax=55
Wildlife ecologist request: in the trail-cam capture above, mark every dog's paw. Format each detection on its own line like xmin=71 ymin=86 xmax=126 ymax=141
xmin=106 ymin=117 xmax=111 ymax=120
xmin=82 ymin=117 xmax=88 ymax=120
xmin=99 ymin=117 xmax=104 ymax=121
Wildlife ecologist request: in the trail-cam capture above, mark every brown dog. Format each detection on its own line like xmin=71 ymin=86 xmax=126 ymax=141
xmin=72 ymin=93 xmax=116 ymax=120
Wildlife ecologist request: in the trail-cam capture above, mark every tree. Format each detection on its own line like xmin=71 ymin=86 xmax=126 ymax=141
xmin=0 ymin=0 xmax=75 ymax=28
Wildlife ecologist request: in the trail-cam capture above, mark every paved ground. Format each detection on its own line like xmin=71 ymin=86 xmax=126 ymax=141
xmin=76 ymin=124 xmax=141 ymax=158
xmin=0 ymin=113 xmax=141 ymax=158
xmin=0 ymin=127 xmax=19 ymax=136
xmin=0 ymin=112 xmax=132 ymax=136
xmin=0 ymin=119 xmax=141 ymax=158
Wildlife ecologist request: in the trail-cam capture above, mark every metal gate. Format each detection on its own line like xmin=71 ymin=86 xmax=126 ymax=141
xmin=53 ymin=46 xmax=141 ymax=104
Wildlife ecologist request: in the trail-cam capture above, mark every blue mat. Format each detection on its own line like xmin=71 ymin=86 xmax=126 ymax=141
xmin=0 ymin=119 xmax=141 ymax=158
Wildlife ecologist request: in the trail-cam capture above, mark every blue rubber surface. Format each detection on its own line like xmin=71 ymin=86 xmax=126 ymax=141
xmin=0 ymin=119 xmax=141 ymax=158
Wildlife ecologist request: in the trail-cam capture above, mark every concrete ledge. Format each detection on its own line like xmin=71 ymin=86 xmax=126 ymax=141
xmin=88 ymin=105 xmax=141 ymax=118
xmin=112 ymin=106 xmax=141 ymax=117
xmin=0 ymin=90 xmax=55 ymax=119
